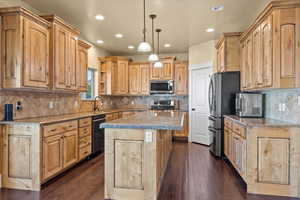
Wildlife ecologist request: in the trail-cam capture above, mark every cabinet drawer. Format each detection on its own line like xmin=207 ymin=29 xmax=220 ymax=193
xmin=79 ymin=118 xmax=91 ymax=127
xmin=79 ymin=135 xmax=91 ymax=148
xmin=79 ymin=145 xmax=91 ymax=160
xmin=79 ymin=126 xmax=91 ymax=138
xmin=224 ymin=118 xmax=232 ymax=129
xmin=43 ymin=120 xmax=78 ymax=137
xmin=232 ymin=123 xmax=246 ymax=138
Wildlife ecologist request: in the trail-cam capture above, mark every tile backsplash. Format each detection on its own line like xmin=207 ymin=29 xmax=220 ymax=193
xmin=264 ymin=89 xmax=300 ymax=124
xmin=0 ymin=91 xmax=81 ymax=120
xmin=0 ymin=90 xmax=188 ymax=120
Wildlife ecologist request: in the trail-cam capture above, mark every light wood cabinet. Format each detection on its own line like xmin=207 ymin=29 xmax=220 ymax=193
xmin=42 ymin=15 xmax=80 ymax=91
xmin=240 ymin=1 xmax=300 ymax=90
xmin=174 ymin=61 xmax=188 ymax=95
xmin=77 ymin=40 xmax=91 ymax=91
xmin=43 ymin=134 xmax=63 ymax=180
xmin=78 ymin=118 xmax=92 ymax=161
xmin=215 ymin=32 xmax=242 ymax=73
xmin=98 ymin=56 xmax=129 ymax=95
xmin=129 ymin=62 xmax=150 ymax=95
xmin=150 ymin=57 xmax=175 ymax=80
xmin=224 ymin=119 xmax=246 ymax=178
xmin=42 ymin=120 xmax=79 ymax=181
xmin=62 ymin=130 xmax=78 ymax=168
xmin=224 ymin=115 xmax=300 ymax=198
xmin=0 ymin=7 xmax=50 ymax=89
xmin=174 ymin=112 xmax=189 ymax=138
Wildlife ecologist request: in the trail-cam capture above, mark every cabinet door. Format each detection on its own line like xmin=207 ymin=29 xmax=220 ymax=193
xmin=150 ymin=63 xmax=161 ymax=80
xmin=224 ymin=128 xmax=229 ymax=157
xmin=162 ymin=60 xmax=174 ymax=80
xmin=261 ymin=15 xmax=273 ymax=88
xmin=253 ymin=26 xmax=263 ymax=88
xmin=175 ymin=62 xmax=188 ymax=95
xmin=245 ymin=36 xmax=253 ymax=89
xmin=129 ymin=64 xmax=140 ymax=95
xmin=174 ymin=112 xmax=189 ymax=137
xmin=140 ymin=64 xmax=150 ymax=94
xmin=23 ymin=18 xmax=50 ymax=88
xmin=241 ymin=42 xmax=247 ymax=90
xmin=54 ymin=25 xmax=68 ymax=89
xmin=43 ymin=135 xmax=63 ymax=180
xmin=117 ymin=60 xmax=129 ymax=94
xmin=77 ymin=45 xmax=88 ymax=91
xmin=274 ymin=8 xmax=297 ymax=88
xmin=63 ymin=130 xmax=78 ymax=168
xmin=111 ymin=62 xmax=118 ymax=94
xmin=68 ymin=33 xmax=78 ymax=90
xmin=219 ymin=41 xmax=225 ymax=72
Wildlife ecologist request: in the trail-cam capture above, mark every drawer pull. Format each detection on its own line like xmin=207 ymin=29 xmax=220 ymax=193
xmin=51 ymin=128 xmax=57 ymax=132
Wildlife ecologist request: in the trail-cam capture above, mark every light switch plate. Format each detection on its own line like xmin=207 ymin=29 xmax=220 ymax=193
xmin=278 ymin=103 xmax=282 ymax=112
xmin=145 ymin=131 xmax=153 ymax=143
xmin=49 ymin=102 xmax=54 ymax=109
xmin=282 ymin=103 xmax=286 ymax=112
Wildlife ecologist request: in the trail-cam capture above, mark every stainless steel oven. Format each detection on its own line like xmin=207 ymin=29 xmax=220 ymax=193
xmin=150 ymin=80 xmax=174 ymax=94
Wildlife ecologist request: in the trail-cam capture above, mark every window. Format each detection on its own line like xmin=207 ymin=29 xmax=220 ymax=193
xmin=81 ymin=68 xmax=96 ymax=100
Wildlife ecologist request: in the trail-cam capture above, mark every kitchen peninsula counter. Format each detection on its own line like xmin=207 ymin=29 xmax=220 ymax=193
xmin=102 ymin=111 xmax=184 ymax=200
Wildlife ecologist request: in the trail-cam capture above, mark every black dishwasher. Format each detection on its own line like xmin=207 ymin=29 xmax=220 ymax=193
xmin=92 ymin=114 xmax=106 ymax=155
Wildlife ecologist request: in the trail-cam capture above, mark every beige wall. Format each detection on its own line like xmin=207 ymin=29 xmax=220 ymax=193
xmin=188 ymin=40 xmax=216 ymax=66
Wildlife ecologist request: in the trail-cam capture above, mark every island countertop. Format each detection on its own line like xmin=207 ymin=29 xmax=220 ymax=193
xmin=100 ymin=111 xmax=184 ymax=130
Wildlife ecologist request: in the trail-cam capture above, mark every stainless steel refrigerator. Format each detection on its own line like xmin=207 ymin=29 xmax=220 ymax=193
xmin=208 ymin=72 xmax=240 ymax=157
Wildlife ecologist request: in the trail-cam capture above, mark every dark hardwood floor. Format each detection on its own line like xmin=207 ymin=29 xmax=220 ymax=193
xmin=0 ymin=142 xmax=298 ymax=200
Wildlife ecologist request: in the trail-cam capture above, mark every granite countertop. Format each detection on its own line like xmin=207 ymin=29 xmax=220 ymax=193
xmin=0 ymin=108 xmax=147 ymax=125
xmin=225 ymin=115 xmax=300 ymax=128
xmin=100 ymin=111 xmax=184 ymax=130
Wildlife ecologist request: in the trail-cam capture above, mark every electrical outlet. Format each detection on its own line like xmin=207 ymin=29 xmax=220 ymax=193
xmin=145 ymin=131 xmax=153 ymax=143
xmin=49 ymin=102 xmax=54 ymax=109
xmin=74 ymin=101 xmax=78 ymax=107
xmin=298 ymin=95 xmax=300 ymax=106
xmin=131 ymin=101 xmax=135 ymax=105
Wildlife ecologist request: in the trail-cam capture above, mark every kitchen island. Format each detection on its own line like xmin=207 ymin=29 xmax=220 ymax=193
xmin=101 ymin=111 xmax=184 ymax=200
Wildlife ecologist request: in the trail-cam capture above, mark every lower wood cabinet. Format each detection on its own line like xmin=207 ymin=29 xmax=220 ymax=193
xmin=78 ymin=118 xmax=92 ymax=161
xmin=173 ymin=112 xmax=189 ymax=139
xmin=42 ymin=120 xmax=79 ymax=181
xmin=224 ymin=116 xmax=300 ymax=198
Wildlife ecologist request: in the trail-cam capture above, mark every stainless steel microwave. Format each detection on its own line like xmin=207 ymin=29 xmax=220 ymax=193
xmin=235 ymin=93 xmax=264 ymax=118
xmin=150 ymin=80 xmax=174 ymax=94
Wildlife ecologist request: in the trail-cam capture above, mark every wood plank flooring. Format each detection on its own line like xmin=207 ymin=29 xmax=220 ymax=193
xmin=0 ymin=142 xmax=298 ymax=200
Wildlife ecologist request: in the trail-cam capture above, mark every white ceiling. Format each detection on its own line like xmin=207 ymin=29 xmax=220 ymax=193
xmin=23 ymin=0 xmax=270 ymax=55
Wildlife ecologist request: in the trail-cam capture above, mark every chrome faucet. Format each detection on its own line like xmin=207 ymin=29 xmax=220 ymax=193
xmin=94 ymin=96 xmax=103 ymax=112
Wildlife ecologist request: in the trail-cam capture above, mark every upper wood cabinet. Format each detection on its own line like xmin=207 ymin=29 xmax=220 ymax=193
xmin=129 ymin=62 xmax=150 ymax=95
xmin=150 ymin=57 xmax=175 ymax=80
xmin=99 ymin=56 xmax=129 ymax=95
xmin=215 ymin=32 xmax=242 ymax=73
xmin=41 ymin=15 xmax=80 ymax=91
xmin=0 ymin=7 xmax=50 ymax=89
xmin=77 ymin=40 xmax=91 ymax=92
xmin=174 ymin=61 xmax=188 ymax=95
xmin=240 ymin=1 xmax=300 ymax=90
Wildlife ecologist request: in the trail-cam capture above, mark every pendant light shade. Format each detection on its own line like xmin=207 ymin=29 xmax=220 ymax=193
xmin=154 ymin=28 xmax=163 ymax=68
xmin=148 ymin=53 xmax=159 ymax=62
xmin=154 ymin=61 xmax=163 ymax=68
xmin=138 ymin=42 xmax=152 ymax=52
xmin=138 ymin=0 xmax=152 ymax=52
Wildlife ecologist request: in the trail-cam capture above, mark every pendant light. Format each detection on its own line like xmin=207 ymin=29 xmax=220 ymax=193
xmin=148 ymin=14 xmax=159 ymax=62
xmin=137 ymin=0 xmax=152 ymax=52
xmin=154 ymin=29 xmax=163 ymax=68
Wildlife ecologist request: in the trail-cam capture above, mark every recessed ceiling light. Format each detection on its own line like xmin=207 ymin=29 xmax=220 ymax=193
xmin=164 ymin=44 xmax=171 ymax=48
xmin=115 ymin=33 xmax=123 ymax=38
xmin=211 ymin=5 xmax=224 ymax=12
xmin=95 ymin=15 xmax=105 ymax=21
xmin=206 ymin=28 xmax=215 ymax=33
xmin=97 ymin=40 xmax=104 ymax=44
xmin=128 ymin=45 xmax=135 ymax=49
